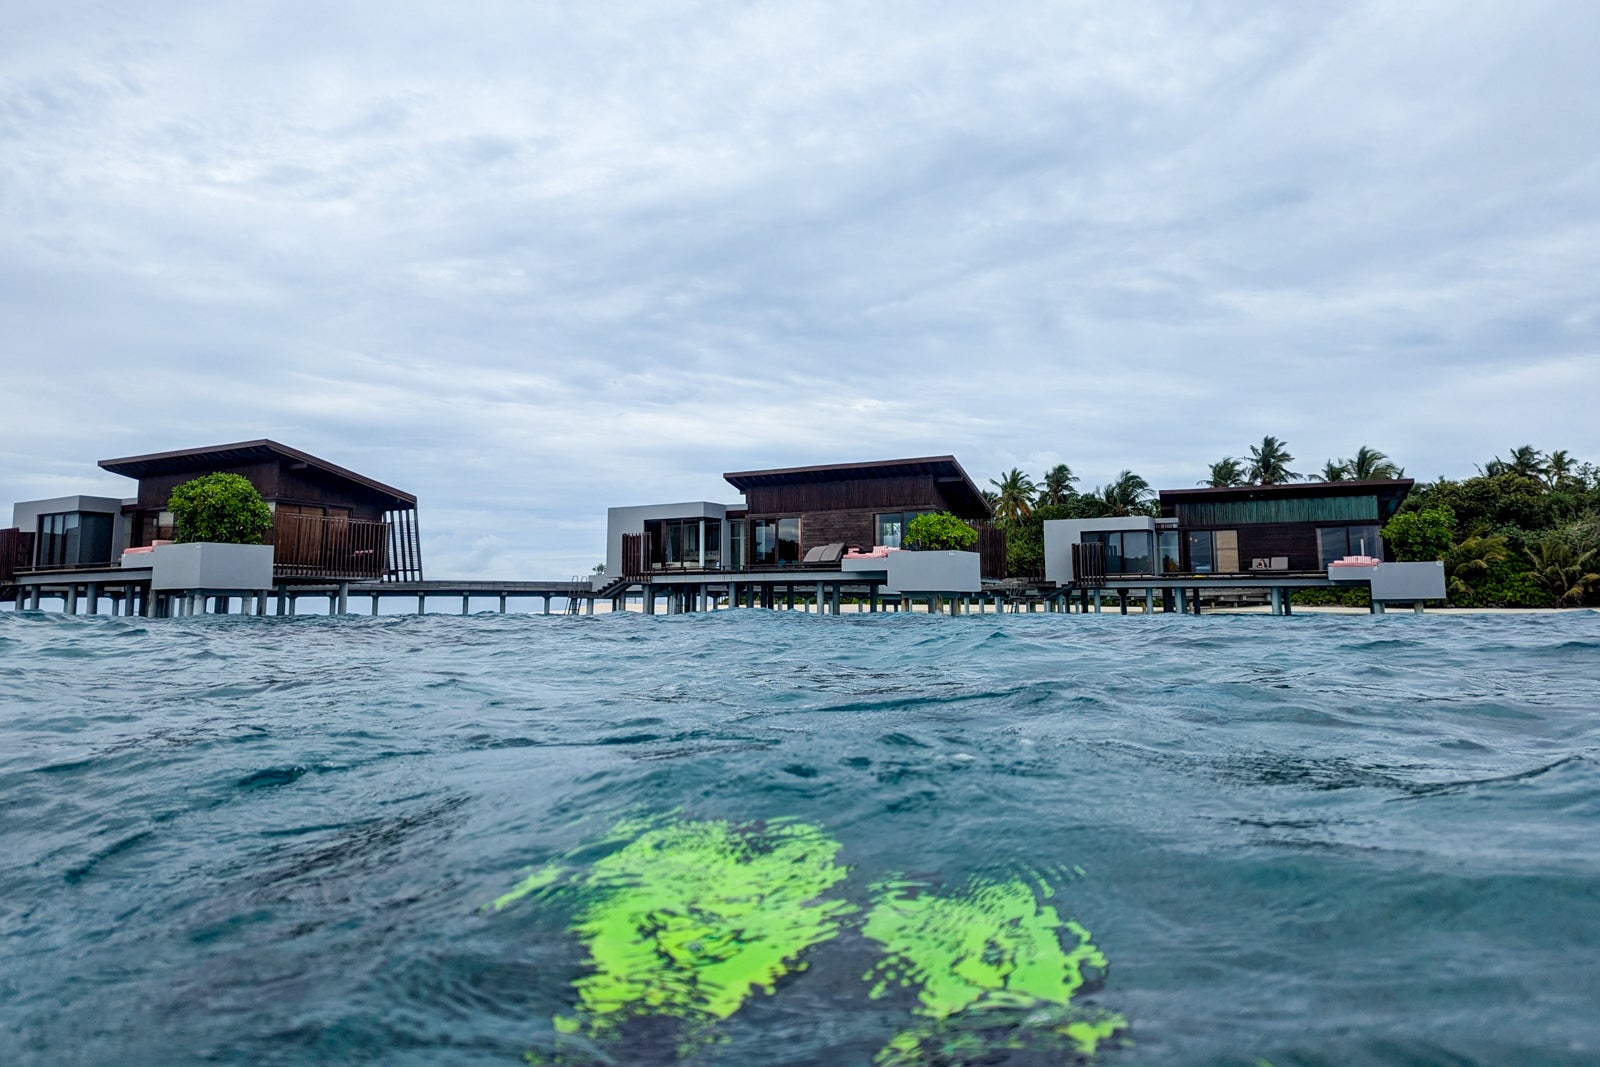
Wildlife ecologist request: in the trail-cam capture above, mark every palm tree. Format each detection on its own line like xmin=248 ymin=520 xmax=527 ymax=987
xmin=988 ymin=468 xmax=1037 ymax=524
xmin=1445 ymin=534 xmax=1507 ymax=600
xmin=981 ymin=489 xmax=1001 ymax=512
xmin=1343 ymin=446 xmax=1402 ymax=480
xmin=1246 ymin=436 xmax=1300 ymax=484
xmin=1036 ymin=464 xmax=1077 ymax=508
xmin=1525 ymin=539 xmax=1599 ymax=607
xmin=1098 ymin=471 xmax=1154 ymax=517
xmin=1319 ymin=460 xmax=1348 ymax=482
xmin=1484 ymin=445 xmax=1546 ymax=480
xmin=1545 ymin=449 xmax=1577 ymax=489
xmin=1201 ymin=458 xmax=1246 ymax=488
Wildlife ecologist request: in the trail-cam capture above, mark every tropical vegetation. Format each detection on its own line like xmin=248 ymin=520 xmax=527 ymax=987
xmin=905 ymin=512 xmax=979 ymax=552
xmin=167 ymin=473 xmax=273 ymax=545
xmin=1393 ymin=445 xmax=1600 ymax=607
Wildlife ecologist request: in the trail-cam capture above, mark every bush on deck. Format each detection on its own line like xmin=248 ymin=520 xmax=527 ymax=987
xmin=905 ymin=512 xmax=978 ymax=552
xmin=168 ymin=473 xmax=273 ymax=545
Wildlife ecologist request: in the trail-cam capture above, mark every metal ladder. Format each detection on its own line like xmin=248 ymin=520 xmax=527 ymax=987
xmin=566 ymin=576 xmax=584 ymax=615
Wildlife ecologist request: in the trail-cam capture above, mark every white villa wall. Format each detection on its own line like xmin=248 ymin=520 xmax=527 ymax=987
xmin=10 ymin=495 xmax=133 ymax=565
xmin=1043 ymin=517 xmax=1159 ymax=584
xmin=604 ymin=501 xmax=732 ymax=579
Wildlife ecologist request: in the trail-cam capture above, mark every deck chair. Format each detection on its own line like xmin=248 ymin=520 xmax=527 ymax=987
xmin=802 ymin=545 xmax=828 ymax=564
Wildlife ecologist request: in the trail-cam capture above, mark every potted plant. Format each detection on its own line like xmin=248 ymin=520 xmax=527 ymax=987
xmin=149 ymin=473 xmax=275 ymax=592
xmin=887 ymin=512 xmax=982 ymax=592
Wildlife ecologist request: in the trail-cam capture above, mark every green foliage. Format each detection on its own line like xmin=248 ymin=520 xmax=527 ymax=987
xmin=1404 ymin=473 xmax=1556 ymax=534
xmin=1445 ymin=533 xmax=1508 ymax=600
xmin=1381 ymin=506 xmax=1455 ymax=561
xmin=1246 ymin=435 xmax=1300 ymax=484
xmin=1445 ymin=555 xmax=1553 ymax=608
xmin=905 ymin=512 xmax=977 ymax=552
xmin=1291 ymin=587 xmax=1371 ymax=607
xmin=167 ymin=473 xmax=272 ymax=545
xmin=988 ymin=469 xmax=1036 ymax=524
xmin=1524 ymin=538 xmax=1599 ymax=607
xmin=1036 ymin=464 xmax=1077 ymax=508
xmin=1096 ymin=470 xmax=1154 ymax=516
xmin=1342 ymin=445 xmax=1403 ymax=480
xmin=1203 ymin=457 xmax=1246 ymax=487
xmin=1001 ymin=500 xmax=1102 ymax=579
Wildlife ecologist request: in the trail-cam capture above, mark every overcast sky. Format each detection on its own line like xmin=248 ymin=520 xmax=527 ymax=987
xmin=4 ymin=1 xmax=1597 ymax=577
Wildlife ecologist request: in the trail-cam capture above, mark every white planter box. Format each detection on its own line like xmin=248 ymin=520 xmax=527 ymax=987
xmin=150 ymin=542 xmax=275 ymax=591
xmin=1327 ymin=560 xmax=1446 ymax=601
xmin=883 ymin=550 xmax=981 ymax=594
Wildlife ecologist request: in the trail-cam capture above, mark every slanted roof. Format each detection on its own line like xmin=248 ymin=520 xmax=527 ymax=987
xmin=723 ymin=455 xmax=992 ymax=519
xmin=99 ymin=439 xmax=417 ymax=508
xmin=1160 ymin=479 xmax=1413 ymax=521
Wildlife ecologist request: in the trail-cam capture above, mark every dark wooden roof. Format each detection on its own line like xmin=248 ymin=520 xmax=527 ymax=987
xmin=1160 ymin=478 xmax=1413 ymax=520
xmin=723 ymin=455 xmax=991 ymax=518
xmin=1159 ymin=478 xmax=1413 ymax=503
xmin=98 ymin=440 xmax=417 ymax=507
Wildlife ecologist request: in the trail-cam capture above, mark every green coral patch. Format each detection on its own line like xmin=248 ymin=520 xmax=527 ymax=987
xmin=498 ymin=815 xmax=853 ymax=1056
xmin=862 ymin=873 xmax=1127 ymax=1062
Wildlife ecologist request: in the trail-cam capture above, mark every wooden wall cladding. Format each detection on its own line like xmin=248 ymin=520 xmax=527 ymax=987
xmin=744 ymin=475 xmax=942 ymax=515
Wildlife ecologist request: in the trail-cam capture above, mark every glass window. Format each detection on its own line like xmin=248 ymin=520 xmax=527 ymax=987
xmin=1317 ymin=527 xmax=1350 ymax=569
xmin=754 ymin=520 xmax=776 ymax=564
xmin=79 ymin=514 xmax=113 ymax=565
xmin=1158 ymin=531 xmax=1181 ymax=573
xmin=1187 ymin=530 xmax=1214 ymax=573
xmin=1102 ymin=532 xmax=1123 ymax=574
xmin=876 ymin=513 xmax=903 ymax=548
xmin=1347 ymin=524 xmax=1381 ymax=559
xmin=1119 ymin=531 xmax=1152 ymax=574
xmin=36 ymin=513 xmax=84 ymax=568
xmin=703 ymin=520 xmax=721 ymax=568
xmin=663 ymin=522 xmax=682 ymax=565
xmin=777 ymin=518 xmax=800 ymax=564
xmin=729 ymin=520 xmax=745 ymax=569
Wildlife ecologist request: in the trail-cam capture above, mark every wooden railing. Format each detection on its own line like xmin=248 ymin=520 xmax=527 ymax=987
xmin=269 ymin=513 xmax=389 ymax=580
xmin=1072 ymin=541 xmax=1106 ymax=585
xmin=622 ymin=532 xmax=649 ymax=578
xmin=977 ymin=525 xmax=1007 ymax=580
xmin=0 ymin=528 xmax=34 ymax=584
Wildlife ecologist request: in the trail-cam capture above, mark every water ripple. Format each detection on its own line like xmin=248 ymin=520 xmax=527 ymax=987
xmin=2 ymin=609 xmax=1598 ymax=1064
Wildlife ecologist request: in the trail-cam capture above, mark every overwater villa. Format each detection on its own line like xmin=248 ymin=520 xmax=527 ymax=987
xmin=597 ymin=455 xmax=1005 ymax=613
xmin=3 ymin=446 xmax=1446 ymax=617
xmin=600 ymin=460 xmax=1444 ymax=614
xmin=1041 ymin=478 xmax=1443 ymax=613
xmin=2 ymin=440 xmax=422 ymax=614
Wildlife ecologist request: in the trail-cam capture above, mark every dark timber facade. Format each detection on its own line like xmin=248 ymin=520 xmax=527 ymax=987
xmin=99 ymin=440 xmax=423 ymax=583
xmin=1159 ymin=479 xmax=1413 ymax=575
xmin=723 ymin=456 xmax=998 ymax=571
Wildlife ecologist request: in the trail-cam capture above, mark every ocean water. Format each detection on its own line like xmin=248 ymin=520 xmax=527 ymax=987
xmin=2 ymin=609 xmax=1598 ymax=1066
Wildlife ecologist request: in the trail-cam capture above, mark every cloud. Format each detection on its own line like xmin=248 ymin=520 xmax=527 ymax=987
xmin=3 ymin=1 xmax=1597 ymax=576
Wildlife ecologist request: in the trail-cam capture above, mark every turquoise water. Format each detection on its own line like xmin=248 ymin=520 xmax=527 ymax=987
xmin=2 ymin=610 xmax=1598 ymax=1065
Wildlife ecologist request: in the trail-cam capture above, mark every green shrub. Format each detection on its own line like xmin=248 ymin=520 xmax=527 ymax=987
xmin=1381 ymin=506 xmax=1454 ymax=561
xmin=168 ymin=473 xmax=273 ymax=545
xmin=1446 ymin=556 xmax=1553 ymax=608
xmin=905 ymin=512 xmax=978 ymax=552
xmin=1291 ymin=587 xmax=1371 ymax=607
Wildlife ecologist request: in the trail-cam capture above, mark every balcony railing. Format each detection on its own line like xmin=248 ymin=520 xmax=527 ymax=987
xmin=269 ymin=513 xmax=389 ymax=581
